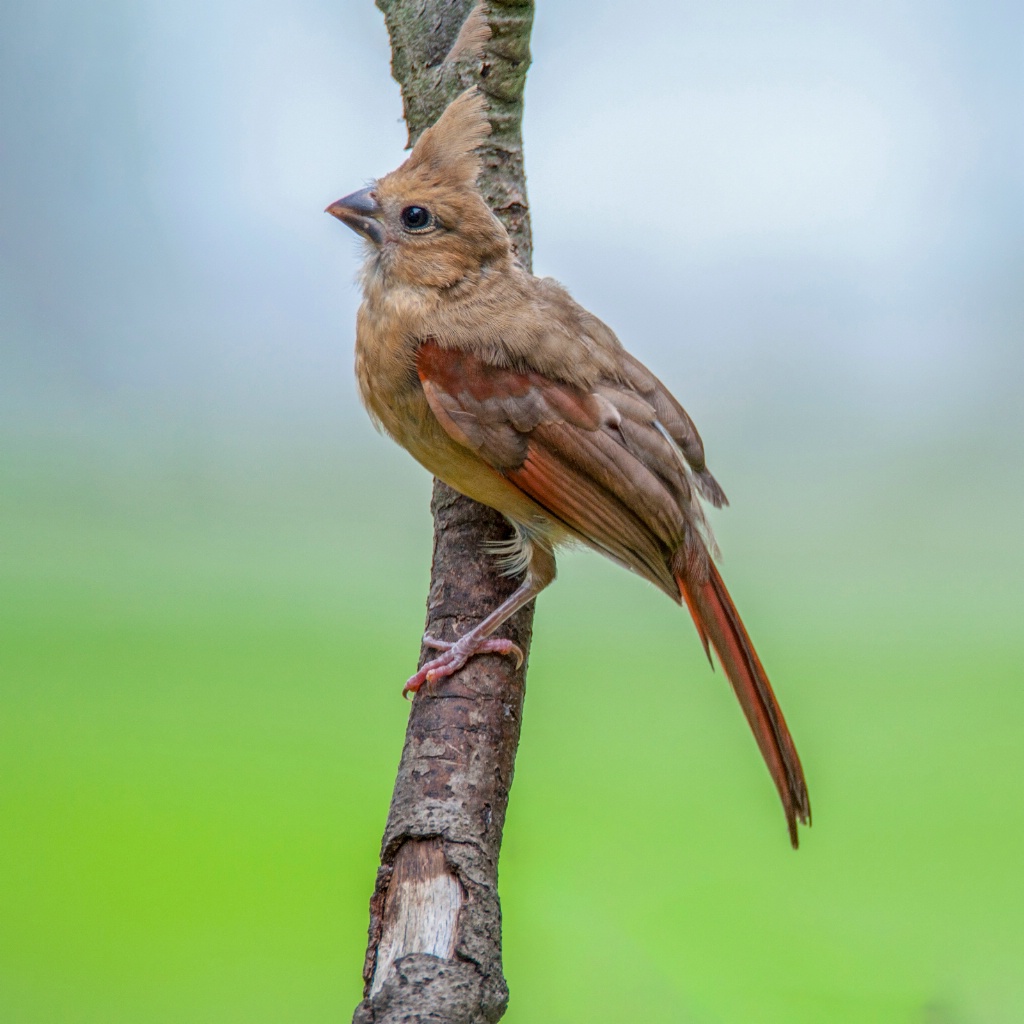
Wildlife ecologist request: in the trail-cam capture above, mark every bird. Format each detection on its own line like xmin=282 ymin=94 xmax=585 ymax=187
xmin=327 ymin=88 xmax=810 ymax=847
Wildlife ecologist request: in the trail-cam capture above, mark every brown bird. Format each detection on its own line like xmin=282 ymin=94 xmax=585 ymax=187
xmin=327 ymin=89 xmax=810 ymax=847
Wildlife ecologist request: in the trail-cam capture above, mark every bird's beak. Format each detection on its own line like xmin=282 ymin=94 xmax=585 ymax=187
xmin=326 ymin=186 xmax=384 ymax=244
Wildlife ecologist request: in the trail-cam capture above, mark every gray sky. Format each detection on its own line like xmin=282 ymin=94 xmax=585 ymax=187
xmin=2 ymin=0 xmax=1021 ymax=465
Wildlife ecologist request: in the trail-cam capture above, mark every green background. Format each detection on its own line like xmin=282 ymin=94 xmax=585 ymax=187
xmin=3 ymin=437 xmax=1021 ymax=1023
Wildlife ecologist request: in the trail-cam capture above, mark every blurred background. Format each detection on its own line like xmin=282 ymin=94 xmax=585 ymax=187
xmin=2 ymin=0 xmax=1022 ymax=1021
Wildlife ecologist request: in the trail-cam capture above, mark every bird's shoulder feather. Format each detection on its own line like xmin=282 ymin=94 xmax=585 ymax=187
xmin=419 ymin=268 xmax=625 ymax=389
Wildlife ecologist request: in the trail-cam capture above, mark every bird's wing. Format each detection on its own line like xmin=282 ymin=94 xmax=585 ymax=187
xmin=617 ymin=351 xmax=728 ymax=508
xmin=417 ymin=339 xmax=717 ymax=597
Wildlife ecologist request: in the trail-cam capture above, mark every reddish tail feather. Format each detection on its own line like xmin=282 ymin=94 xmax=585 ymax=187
xmin=677 ymin=561 xmax=811 ymax=847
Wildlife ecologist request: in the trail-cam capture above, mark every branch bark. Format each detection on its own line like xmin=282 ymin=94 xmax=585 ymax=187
xmin=352 ymin=3 xmax=534 ymax=1022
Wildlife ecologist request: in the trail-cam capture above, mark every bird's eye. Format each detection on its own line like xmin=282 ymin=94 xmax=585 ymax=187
xmin=400 ymin=205 xmax=433 ymax=231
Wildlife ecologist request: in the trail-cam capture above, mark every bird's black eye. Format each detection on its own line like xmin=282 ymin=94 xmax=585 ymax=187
xmin=401 ymin=205 xmax=433 ymax=231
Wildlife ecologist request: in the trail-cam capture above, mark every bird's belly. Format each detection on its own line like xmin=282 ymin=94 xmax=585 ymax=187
xmin=365 ymin=380 xmax=565 ymax=545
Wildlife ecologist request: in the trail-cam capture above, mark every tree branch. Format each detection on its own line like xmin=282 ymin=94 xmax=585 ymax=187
xmin=352 ymin=3 xmax=534 ymax=1022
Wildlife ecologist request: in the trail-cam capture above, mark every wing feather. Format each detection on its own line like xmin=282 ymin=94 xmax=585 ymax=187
xmin=509 ymin=444 xmax=678 ymax=595
xmin=416 ymin=340 xmax=717 ymax=597
xmin=619 ymin=352 xmax=727 ymax=507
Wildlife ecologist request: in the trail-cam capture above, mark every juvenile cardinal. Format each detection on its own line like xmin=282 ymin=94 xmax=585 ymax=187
xmin=327 ymin=89 xmax=810 ymax=846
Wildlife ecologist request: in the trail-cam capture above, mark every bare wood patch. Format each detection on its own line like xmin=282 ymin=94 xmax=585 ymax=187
xmin=370 ymin=839 xmax=463 ymax=996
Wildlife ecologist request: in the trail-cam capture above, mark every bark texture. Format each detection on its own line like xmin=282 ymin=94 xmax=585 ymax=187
xmin=352 ymin=3 xmax=535 ymax=1022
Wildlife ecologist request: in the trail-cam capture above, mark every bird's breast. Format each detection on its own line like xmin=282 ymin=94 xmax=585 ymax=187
xmin=353 ymin=295 xmax=565 ymax=543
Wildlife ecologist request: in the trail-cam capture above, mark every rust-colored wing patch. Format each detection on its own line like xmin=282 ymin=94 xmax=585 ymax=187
xmin=416 ymin=340 xmax=724 ymax=598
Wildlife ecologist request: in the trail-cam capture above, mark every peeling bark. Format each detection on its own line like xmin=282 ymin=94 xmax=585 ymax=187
xmin=352 ymin=3 xmax=535 ymax=1022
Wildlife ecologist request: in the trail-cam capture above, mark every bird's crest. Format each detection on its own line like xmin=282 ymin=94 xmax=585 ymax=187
xmin=400 ymin=89 xmax=491 ymax=189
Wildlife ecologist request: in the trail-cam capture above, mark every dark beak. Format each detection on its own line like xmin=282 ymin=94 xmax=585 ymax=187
xmin=326 ymin=186 xmax=384 ymax=244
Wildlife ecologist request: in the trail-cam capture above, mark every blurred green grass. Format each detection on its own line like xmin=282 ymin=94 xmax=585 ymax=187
xmin=2 ymin=445 xmax=1022 ymax=1023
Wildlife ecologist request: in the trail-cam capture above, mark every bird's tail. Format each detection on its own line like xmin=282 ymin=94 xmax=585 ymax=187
xmin=676 ymin=559 xmax=811 ymax=847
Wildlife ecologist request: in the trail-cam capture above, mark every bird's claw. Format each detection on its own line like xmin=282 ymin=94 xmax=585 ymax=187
xmin=423 ymin=635 xmax=525 ymax=669
xmin=403 ymin=634 xmax=525 ymax=698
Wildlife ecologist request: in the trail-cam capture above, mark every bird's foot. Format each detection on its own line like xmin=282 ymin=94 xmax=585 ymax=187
xmin=403 ymin=633 xmax=524 ymax=698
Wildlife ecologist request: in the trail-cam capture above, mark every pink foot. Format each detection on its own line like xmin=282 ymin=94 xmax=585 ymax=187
xmin=403 ymin=633 xmax=524 ymax=698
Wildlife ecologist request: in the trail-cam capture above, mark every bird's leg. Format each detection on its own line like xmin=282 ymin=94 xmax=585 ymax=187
xmin=404 ymin=543 xmax=556 ymax=697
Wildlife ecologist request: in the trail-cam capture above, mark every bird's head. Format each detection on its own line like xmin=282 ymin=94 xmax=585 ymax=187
xmin=327 ymin=89 xmax=511 ymax=290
